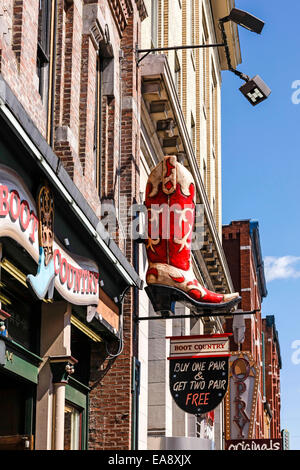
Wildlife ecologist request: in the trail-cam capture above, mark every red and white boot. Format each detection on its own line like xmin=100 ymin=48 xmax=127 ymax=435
xmin=145 ymin=155 xmax=240 ymax=314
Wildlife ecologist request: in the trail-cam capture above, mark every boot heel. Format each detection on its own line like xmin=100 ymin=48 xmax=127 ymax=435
xmin=145 ymin=285 xmax=175 ymax=315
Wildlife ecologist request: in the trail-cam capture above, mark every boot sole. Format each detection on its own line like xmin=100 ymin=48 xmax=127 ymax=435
xmin=145 ymin=284 xmax=241 ymax=316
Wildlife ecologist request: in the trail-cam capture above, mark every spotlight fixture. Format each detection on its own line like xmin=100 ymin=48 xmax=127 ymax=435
xmin=136 ymin=8 xmax=269 ymax=105
xmin=219 ymin=9 xmax=271 ymax=106
xmin=226 ymin=8 xmax=265 ymax=34
xmin=239 ymin=75 xmax=271 ymax=106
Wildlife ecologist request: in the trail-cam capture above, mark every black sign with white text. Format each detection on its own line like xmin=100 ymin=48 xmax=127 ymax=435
xmin=169 ymin=357 xmax=229 ymax=415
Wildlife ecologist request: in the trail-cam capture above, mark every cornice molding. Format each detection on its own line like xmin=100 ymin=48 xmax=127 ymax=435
xmin=135 ymin=0 xmax=147 ymax=21
xmin=108 ymin=0 xmax=129 ymax=35
xmin=108 ymin=0 xmax=147 ymax=36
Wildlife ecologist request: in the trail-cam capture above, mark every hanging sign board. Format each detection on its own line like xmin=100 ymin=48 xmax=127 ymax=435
xmin=167 ymin=334 xmax=231 ymax=415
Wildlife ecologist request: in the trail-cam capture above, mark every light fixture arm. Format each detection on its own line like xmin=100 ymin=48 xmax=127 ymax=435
xmin=219 ymin=18 xmax=250 ymax=83
xmin=136 ymin=42 xmax=225 ymax=66
xmin=135 ymin=309 xmax=259 ymax=322
xmin=136 ymin=9 xmax=269 ymax=106
xmin=136 ymin=30 xmax=249 ymax=82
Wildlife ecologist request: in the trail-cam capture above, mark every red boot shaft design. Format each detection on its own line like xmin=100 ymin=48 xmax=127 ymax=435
xmin=145 ymin=155 xmax=239 ymax=309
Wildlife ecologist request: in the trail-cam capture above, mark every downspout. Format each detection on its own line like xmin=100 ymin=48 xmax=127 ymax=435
xmin=48 ymin=0 xmax=57 ymax=147
xmin=118 ymin=50 xmax=123 ymax=241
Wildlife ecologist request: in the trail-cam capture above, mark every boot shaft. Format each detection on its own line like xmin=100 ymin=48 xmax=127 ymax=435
xmin=144 ymin=156 xmax=240 ymax=306
xmin=145 ymin=155 xmax=196 ymax=271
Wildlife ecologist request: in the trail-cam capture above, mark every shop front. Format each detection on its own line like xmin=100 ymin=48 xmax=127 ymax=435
xmin=0 ymin=77 xmax=141 ymax=450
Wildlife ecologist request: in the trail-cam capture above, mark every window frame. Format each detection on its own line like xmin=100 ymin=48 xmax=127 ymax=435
xmin=65 ymin=377 xmax=90 ymax=450
xmin=151 ymin=0 xmax=158 ymax=48
xmin=36 ymin=0 xmax=52 ymax=100
xmin=174 ymin=51 xmax=181 ymax=102
xmin=94 ymin=54 xmax=103 ymax=195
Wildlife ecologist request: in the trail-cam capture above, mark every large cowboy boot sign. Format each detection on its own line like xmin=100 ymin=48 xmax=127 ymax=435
xmin=145 ymin=155 xmax=241 ymax=315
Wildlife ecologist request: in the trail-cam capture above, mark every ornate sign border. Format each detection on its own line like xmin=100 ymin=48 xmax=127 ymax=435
xmin=225 ymin=351 xmax=260 ymax=441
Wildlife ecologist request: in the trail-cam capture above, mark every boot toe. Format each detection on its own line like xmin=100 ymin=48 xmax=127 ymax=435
xmin=223 ymin=292 xmax=240 ymax=303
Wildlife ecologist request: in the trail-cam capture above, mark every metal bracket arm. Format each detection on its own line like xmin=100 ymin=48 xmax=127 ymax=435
xmin=136 ymin=43 xmax=225 ymax=66
xmin=135 ymin=309 xmax=260 ymax=322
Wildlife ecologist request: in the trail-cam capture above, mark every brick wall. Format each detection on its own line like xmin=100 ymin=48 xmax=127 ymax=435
xmin=0 ymin=0 xmax=136 ymax=215
xmin=222 ymin=220 xmax=273 ymax=439
xmin=88 ymin=8 xmax=142 ymax=449
xmin=262 ymin=317 xmax=281 ymax=438
xmin=0 ymin=0 xmax=47 ymax=133
xmin=1 ymin=0 xmax=145 ymax=450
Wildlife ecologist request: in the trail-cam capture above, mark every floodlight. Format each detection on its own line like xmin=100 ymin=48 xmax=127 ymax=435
xmin=219 ymin=9 xmax=270 ymax=106
xmin=239 ymin=75 xmax=271 ymax=106
xmin=227 ymin=8 xmax=265 ymax=34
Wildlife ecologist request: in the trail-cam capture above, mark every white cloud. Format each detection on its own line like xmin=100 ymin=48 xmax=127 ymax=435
xmin=264 ymin=256 xmax=300 ymax=282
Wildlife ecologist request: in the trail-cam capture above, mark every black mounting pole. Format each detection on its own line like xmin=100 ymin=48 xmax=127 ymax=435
xmin=136 ymin=43 xmax=225 ymax=66
xmin=135 ymin=309 xmax=259 ymax=322
xmin=136 ymin=19 xmax=252 ymax=79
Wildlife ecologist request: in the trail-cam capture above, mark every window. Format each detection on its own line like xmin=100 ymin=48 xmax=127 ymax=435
xmin=0 ymin=239 xmax=41 ymax=354
xmin=37 ymin=0 xmax=56 ymax=145
xmin=64 ymin=402 xmax=82 ymax=450
xmin=195 ymin=415 xmax=205 ymax=437
xmin=94 ymin=55 xmax=102 ymax=194
xmin=37 ymin=0 xmax=52 ymax=99
xmin=190 ymin=0 xmax=195 ymax=46
xmin=151 ymin=0 xmax=158 ymax=48
xmin=0 ymin=374 xmax=35 ymax=442
xmin=211 ymin=66 xmax=217 ymax=151
xmin=175 ymin=52 xmax=181 ymax=102
xmin=262 ymin=332 xmax=266 ymax=398
xmin=191 ymin=113 xmax=195 ymax=152
xmin=203 ymin=159 xmax=207 ymax=189
xmin=202 ymin=12 xmax=209 ymax=112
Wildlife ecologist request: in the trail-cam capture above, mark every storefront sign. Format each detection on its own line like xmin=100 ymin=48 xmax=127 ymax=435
xmin=225 ymin=352 xmax=259 ymax=440
xmin=167 ymin=334 xmax=231 ymax=415
xmin=225 ymin=438 xmax=282 ymax=451
xmin=0 ymin=165 xmax=99 ymax=306
xmin=168 ymin=334 xmax=231 ymax=359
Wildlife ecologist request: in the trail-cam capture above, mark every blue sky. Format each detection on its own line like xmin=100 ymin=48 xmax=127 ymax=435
xmin=221 ymin=0 xmax=300 ymax=450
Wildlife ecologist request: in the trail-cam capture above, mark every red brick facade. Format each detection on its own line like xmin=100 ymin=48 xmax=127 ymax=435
xmin=262 ymin=316 xmax=282 ymax=438
xmin=88 ymin=8 xmax=142 ymax=449
xmin=0 ymin=0 xmax=47 ymax=133
xmin=0 ymin=0 xmax=146 ymax=450
xmin=223 ymin=220 xmax=281 ymax=440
